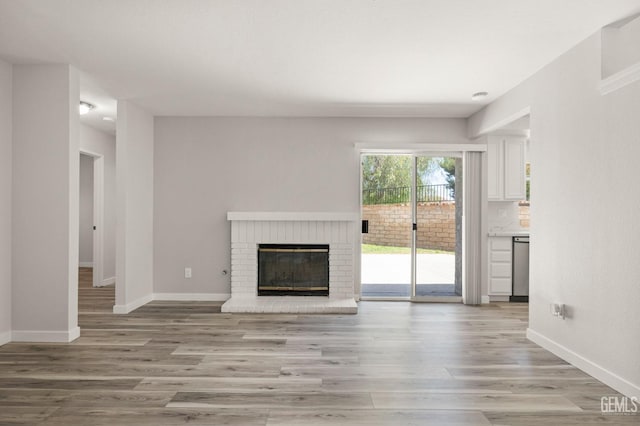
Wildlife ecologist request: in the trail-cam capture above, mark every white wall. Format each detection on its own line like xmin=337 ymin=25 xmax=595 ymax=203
xmin=153 ymin=117 xmax=468 ymax=296
xmin=79 ymin=154 xmax=93 ymax=265
xmin=79 ymin=124 xmax=116 ymax=282
xmin=602 ymin=15 xmax=640 ymax=78
xmin=12 ymin=64 xmax=80 ymax=341
xmin=0 ymin=59 xmax=12 ymax=345
xmin=115 ymin=101 xmax=154 ymax=313
xmin=469 ymin=31 xmax=640 ymax=396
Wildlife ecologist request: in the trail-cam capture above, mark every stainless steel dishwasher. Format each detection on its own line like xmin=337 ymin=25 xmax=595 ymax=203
xmin=510 ymin=236 xmax=529 ymax=302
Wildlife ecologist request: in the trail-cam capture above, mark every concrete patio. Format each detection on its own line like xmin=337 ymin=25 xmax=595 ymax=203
xmin=361 ymin=253 xmax=458 ymax=297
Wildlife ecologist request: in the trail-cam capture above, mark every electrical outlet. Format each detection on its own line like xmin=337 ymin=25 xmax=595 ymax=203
xmin=185 ymin=267 xmax=192 ymax=279
xmin=551 ymin=303 xmax=565 ymax=319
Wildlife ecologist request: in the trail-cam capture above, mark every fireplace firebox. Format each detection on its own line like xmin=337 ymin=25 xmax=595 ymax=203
xmin=257 ymin=244 xmax=329 ymax=296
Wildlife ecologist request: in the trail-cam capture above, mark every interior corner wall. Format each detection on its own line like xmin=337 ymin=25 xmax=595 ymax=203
xmin=79 ymin=124 xmax=116 ymax=281
xmin=115 ymin=101 xmax=154 ymax=312
xmin=153 ymin=117 xmax=469 ymax=297
xmin=469 ymin=32 xmax=640 ymax=396
xmin=12 ymin=64 xmax=80 ymax=342
xmin=0 ymin=59 xmax=12 ymax=345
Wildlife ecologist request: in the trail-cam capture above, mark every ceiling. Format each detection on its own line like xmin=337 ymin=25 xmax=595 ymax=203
xmin=1 ymin=0 xmax=640 ymax=133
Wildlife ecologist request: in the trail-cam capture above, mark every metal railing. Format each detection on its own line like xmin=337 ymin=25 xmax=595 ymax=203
xmin=362 ymin=184 xmax=454 ymax=205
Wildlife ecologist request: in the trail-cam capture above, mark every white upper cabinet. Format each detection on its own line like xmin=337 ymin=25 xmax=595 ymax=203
xmin=503 ymin=138 xmax=526 ymax=200
xmin=486 ymin=135 xmax=526 ymax=201
xmin=487 ymin=137 xmax=503 ymax=200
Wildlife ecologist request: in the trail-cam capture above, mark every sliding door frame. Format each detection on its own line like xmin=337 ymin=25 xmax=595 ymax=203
xmin=358 ymin=143 xmax=487 ymax=305
xmin=410 ymin=152 xmax=462 ymax=303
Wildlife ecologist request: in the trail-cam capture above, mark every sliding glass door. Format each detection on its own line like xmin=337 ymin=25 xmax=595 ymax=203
xmin=361 ymin=155 xmax=413 ymax=297
xmin=361 ymin=154 xmax=462 ymax=301
xmin=413 ymin=156 xmax=461 ymax=300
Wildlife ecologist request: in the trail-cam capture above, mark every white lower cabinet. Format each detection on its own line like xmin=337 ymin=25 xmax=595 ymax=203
xmin=488 ymin=237 xmax=512 ymax=295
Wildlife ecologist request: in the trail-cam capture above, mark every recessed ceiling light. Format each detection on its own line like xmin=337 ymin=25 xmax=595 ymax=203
xmin=102 ymin=117 xmax=115 ymax=122
xmin=471 ymin=91 xmax=488 ymax=101
xmin=79 ymin=101 xmax=95 ymax=115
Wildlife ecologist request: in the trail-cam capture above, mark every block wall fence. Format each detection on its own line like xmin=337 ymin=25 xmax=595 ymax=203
xmin=519 ymin=202 xmax=530 ymax=228
xmin=362 ymin=202 xmax=456 ymax=251
xmin=362 ymin=202 xmax=530 ymax=252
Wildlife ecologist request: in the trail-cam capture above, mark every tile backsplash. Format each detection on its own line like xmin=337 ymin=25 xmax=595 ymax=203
xmin=488 ymin=201 xmax=529 ymax=231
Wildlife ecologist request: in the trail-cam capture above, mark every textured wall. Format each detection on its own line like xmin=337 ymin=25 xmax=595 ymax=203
xmin=12 ymin=64 xmax=79 ymax=339
xmin=0 ymin=59 xmax=11 ymax=342
xmin=153 ymin=117 xmax=469 ymax=296
xmin=115 ymin=101 xmax=154 ymax=311
xmin=469 ymin=30 xmax=640 ymax=396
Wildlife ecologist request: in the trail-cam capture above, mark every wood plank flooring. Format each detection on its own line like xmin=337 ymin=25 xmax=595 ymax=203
xmin=0 ymin=268 xmax=633 ymax=425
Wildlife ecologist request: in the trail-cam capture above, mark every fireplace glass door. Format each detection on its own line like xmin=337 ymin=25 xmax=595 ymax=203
xmin=258 ymin=244 xmax=329 ymax=296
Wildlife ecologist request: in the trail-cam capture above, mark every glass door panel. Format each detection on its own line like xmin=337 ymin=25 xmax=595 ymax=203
xmin=414 ymin=156 xmax=461 ymax=298
xmin=361 ymin=154 xmax=413 ymax=298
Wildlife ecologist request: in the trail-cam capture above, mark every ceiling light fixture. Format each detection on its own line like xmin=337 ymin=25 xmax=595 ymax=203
xmin=471 ymin=91 xmax=488 ymax=101
xmin=102 ymin=116 xmax=115 ymax=122
xmin=79 ymin=101 xmax=95 ymax=115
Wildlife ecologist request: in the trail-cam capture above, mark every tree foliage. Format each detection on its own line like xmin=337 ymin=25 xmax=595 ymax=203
xmin=361 ymin=155 xmax=454 ymax=204
xmin=362 ymin=155 xmax=438 ymax=190
xmin=362 ymin=156 xmax=411 ymax=190
xmin=438 ymin=157 xmax=456 ymax=193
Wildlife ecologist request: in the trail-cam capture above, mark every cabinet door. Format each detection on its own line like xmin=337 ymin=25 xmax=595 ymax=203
xmin=487 ymin=138 xmax=503 ymax=201
xmin=489 ymin=277 xmax=513 ymax=294
xmin=488 ymin=237 xmax=513 ymax=295
xmin=504 ymin=138 xmax=526 ymax=200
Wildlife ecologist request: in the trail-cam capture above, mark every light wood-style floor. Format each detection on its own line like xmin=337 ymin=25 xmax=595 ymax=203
xmin=0 ymin=268 xmax=632 ymax=425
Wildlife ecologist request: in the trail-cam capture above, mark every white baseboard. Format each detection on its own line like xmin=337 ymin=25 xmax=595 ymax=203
xmin=12 ymin=326 xmax=81 ymax=343
xmin=481 ymin=295 xmax=490 ymax=304
xmin=0 ymin=330 xmax=11 ymax=346
xmin=79 ymin=262 xmax=93 ymax=268
xmin=113 ymin=292 xmax=230 ymax=313
xmin=527 ymin=328 xmax=640 ymax=398
xmin=99 ymin=276 xmax=115 ymax=287
xmin=68 ymin=326 xmax=81 ymax=342
xmin=153 ymin=293 xmax=230 ymax=301
xmin=113 ymin=293 xmax=153 ymax=314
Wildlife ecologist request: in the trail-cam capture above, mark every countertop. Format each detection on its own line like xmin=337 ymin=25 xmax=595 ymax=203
xmin=488 ymin=230 xmax=530 ymax=237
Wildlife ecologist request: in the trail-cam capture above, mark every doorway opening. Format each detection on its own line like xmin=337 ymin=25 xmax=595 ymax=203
xmin=360 ymin=154 xmax=462 ymax=301
xmin=79 ymin=151 xmax=104 ymax=288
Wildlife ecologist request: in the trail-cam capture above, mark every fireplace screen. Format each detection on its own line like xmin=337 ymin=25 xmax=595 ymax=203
xmin=257 ymin=244 xmax=329 ymax=296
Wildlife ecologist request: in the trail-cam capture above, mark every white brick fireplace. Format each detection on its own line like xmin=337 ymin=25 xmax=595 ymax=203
xmin=222 ymin=212 xmax=358 ymax=313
